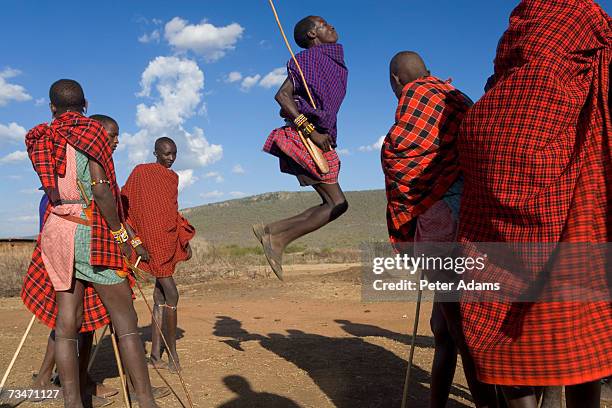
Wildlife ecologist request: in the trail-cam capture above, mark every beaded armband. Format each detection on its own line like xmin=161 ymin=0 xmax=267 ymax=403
xmin=110 ymin=224 xmax=129 ymax=244
xmin=130 ymin=236 xmax=143 ymax=248
xmin=91 ymin=179 xmax=111 ymax=187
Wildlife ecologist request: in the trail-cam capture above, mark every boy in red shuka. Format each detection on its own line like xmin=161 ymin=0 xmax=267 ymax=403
xmin=121 ymin=137 xmax=195 ymax=373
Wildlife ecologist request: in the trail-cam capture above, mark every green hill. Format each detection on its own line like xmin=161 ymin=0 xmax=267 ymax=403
xmin=182 ymin=190 xmax=389 ymax=249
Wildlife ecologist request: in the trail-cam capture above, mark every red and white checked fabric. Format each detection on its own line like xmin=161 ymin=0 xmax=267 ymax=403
xmin=381 ymin=76 xmax=472 ymax=243
xmin=458 ymin=0 xmax=612 ymax=385
xmin=121 ymin=163 xmax=195 ymax=278
xmin=263 ymin=126 xmax=340 ymax=184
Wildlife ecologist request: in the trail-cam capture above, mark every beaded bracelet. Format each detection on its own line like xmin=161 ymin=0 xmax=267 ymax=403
xmin=294 ymin=114 xmax=308 ymax=128
xmin=130 ymin=236 xmax=143 ymax=248
xmin=110 ymin=224 xmax=129 ymax=244
xmin=91 ymin=179 xmax=111 ymax=187
xmin=301 ymin=122 xmax=316 ymax=137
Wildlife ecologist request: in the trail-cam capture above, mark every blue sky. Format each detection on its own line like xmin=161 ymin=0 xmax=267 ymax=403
xmin=1 ymin=0 xmax=609 ymax=237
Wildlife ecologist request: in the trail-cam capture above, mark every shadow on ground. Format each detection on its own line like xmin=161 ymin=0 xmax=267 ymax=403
xmin=213 ymin=316 xmax=471 ymax=408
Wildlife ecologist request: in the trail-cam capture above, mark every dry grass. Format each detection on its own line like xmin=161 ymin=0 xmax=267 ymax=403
xmin=0 ymin=242 xmax=35 ymax=297
xmin=0 ymin=239 xmax=360 ymax=297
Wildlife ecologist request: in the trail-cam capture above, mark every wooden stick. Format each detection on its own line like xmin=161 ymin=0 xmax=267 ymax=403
xmin=401 ymin=268 xmax=425 ymax=408
xmin=267 ymin=0 xmax=316 ymax=109
xmin=129 ymin=257 xmax=194 ymax=408
xmin=110 ymin=325 xmax=131 ymax=408
xmin=87 ymin=324 xmax=109 ymax=373
xmin=267 ymin=0 xmax=330 ymax=174
xmin=0 ymin=314 xmax=36 ymax=390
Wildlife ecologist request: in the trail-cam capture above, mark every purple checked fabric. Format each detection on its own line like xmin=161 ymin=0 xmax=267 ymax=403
xmin=288 ymin=43 xmax=348 ymax=145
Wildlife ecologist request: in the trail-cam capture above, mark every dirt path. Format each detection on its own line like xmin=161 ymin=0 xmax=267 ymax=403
xmin=0 ymin=265 xmax=609 ymax=407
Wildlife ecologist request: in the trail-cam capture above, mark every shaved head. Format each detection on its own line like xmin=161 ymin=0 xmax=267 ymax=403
xmin=89 ymin=114 xmax=118 ymax=130
xmin=390 ymin=51 xmax=429 ymax=82
xmin=294 ymin=16 xmax=317 ymax=49
xmin=389 ymin=51 xmax=430 ymax=99
xmin=49 ymin=79 xmax=86 ymax=111
xmin=154 ymin=137 xmax=176 ymax=152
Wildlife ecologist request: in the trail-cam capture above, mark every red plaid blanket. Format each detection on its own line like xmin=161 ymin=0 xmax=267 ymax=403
xmin=381 ymin=76 xmax=471 ymax=243
xmin=263 ymin=126 xmax=340 ymax=184
xmin=458 ymin=0 xmax=612 ymax=385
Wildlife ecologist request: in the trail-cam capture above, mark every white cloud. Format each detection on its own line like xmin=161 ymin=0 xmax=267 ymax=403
xmin=232 ymin=164 xmax=245 ymax=174
xmin=164 ymin=17 xmax=244 ymax=62
xmin=139 ymin=29 xmax=161 ymax=44
xmin=358 ymin=136 xmax=386 ymax=152
xmin=176 ymin=169 xmax=198 ymax=191
xmin=0 ymin=68 xmax=32 ymax=106
xmin=226 ymin=71 xmax=242 ymax=83
xmin=200 ymin=190 xmax=224 ymax=199
xmin=184 ymin=127 xmax=223 ymax=167
xmin=137 ymin=56 xmax=204 ymax=130
xmin=124 ymin=56 xmax=223 ymax=168
xmin=259 ymin=67 xmax=286 ymax=89
xmin=0 ymin=150 xmax=27 ymax=164
xmin=240 ymin=74 xmax=261 ymax=92
xmin=336 ymin=148 xmax=351 ymax=156
xmin=0 ymin=122 xmax=26 ymax=143
xmin=229 ymin=191 xmax=246 ymax=198
xmin=204 ymin=171 xmax=224 ymax=183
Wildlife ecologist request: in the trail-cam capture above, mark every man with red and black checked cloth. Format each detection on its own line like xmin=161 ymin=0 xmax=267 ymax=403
xmin=457 ymin=1 xmax=612 ymax=407
xmin=29 ymin=115 xmax=122 ymax=404
xmin=23 ymin=79 xmax=160 ymax=407
xmin=381 ymin=51 xmax=497 ymax=408
xmin=256 ymin=16 xmax=348 ymax=280
xmin=121 ymin=137 xmax=195 ymax=374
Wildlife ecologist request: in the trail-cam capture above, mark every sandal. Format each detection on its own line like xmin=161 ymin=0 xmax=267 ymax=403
xmin=252 ymin=222 xmax=265 ymax=245
xmin=262 ymin=232 xmax=283 ymax=281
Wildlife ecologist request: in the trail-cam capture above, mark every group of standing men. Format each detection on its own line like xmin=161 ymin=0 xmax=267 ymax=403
xmin=261 ymin=1 xmax=611 ymax=407
xmin=14 ymin=0 xmax=612 ymax=407
xmin=22 ymin=79 xmax=194 ymax=407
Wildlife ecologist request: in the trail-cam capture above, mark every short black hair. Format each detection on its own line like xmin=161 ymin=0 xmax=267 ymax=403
xmin=154 ymin=137 xmax=176 ymax=151
xmin=49 ymin=79 xmax=86 ymax=110
xmin=89 ymin=114 xmax=118 ymax=130
xmin=294 ymin=16 xmax=317 ymax=49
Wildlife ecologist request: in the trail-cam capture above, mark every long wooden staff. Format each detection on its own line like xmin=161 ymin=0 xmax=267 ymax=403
xmin=110 ymin=324 xmax=131 ymax=408
xmin=125 ymin=256 xmax=194 ymax=408
xmin=267 ymin=0 xmax=330 ymax=174
xmin=87 ymin=324 xmax=109 ymax=372
xmin=0 ymin=314 xmax=36 ymax=391
xmin=401 ymin=268 xmax=424 ymax=408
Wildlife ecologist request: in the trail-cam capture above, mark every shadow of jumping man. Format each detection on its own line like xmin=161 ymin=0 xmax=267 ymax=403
xmin=334 ymin=319 xmax=435 ymax=348
xmin=213 ymin=316 xmax=471 ymax=408
xmin=218 ymin=375 xmax=302 ymax=408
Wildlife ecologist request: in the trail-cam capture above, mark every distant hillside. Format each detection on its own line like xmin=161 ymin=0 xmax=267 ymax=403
xmin=182 ymin=190 xmax=388 ymax=249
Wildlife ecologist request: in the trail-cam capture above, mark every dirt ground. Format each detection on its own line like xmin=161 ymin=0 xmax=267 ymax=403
xmin=0 ymin=265 xmax=610 ymax=408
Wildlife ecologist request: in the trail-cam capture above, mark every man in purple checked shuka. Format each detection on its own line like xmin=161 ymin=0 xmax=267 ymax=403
xmin=256 ymin=15 xmax=349 ymax=281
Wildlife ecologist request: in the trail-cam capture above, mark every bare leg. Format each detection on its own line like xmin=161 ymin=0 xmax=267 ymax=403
xmin=157 ymin=277 xmax=180 ymax=372
xmin=150 ymin=280 xmax=165 ymax=365
xmin=268 ymin=183 xmax=348 ymax=255
xmin=438 ymin=302 xmax=498 ymax=407
xmin=93 ymin=280 xmax=158 ymax=408
xmin=33 ymin=330 xmax=56 ymax=387
xmin=55 ymin=280 xmax=86 ymax=407
xmin=565 ymin=380 xmax=601 ymax=408
xmin=429 ymin=302 xmax=457 ymax=408
xmin=501 ymin=386 xmax=538 ymax=408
